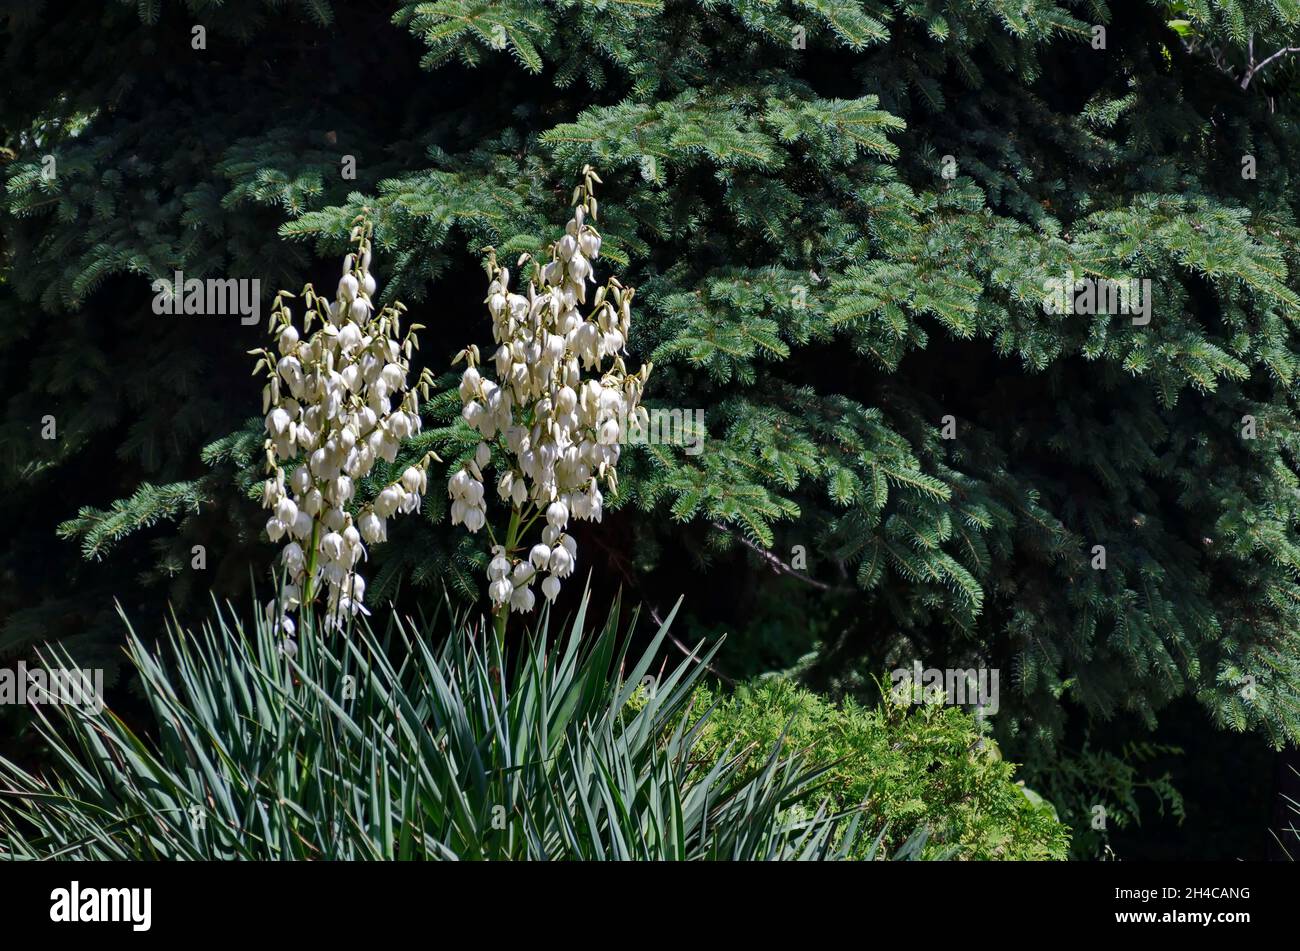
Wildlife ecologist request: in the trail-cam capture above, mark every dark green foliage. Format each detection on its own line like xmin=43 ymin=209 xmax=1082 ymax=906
xmin=1026 ymin=737 xmax=1185 ymax=859
xmin=6 ymin=0 xmax=1300 ymax=854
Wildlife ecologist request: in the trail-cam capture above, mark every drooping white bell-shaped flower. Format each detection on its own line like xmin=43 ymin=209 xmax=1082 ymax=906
xmin=358 ymin=510 xmax=386 ymax=544
xmin=509 ymin=583 xmax=536 ymax=613
xmin=548 ymin=545 xmax=574 ymax=577
xmin=463 ymin=507 xmax=486 ymax=533
xmin=281 ymin=542 xmax=306 ymax=576
xmin=488 ymin=577 xmax=514 ymax=606
xmin=546 ymin=500 xmax=569 ymax=529
xmin=291 ymin=509 xmax=314 ymax=541
xmin=401 ymin=465 xmax=425 ymax=495
xmin=276 ymin=496 xmax=298 ymax=526
xmin=320 ymin=531 xmax=345 ymax=562
xmin=488 ymin=549 xmax=511 ymax=581
xmin=541 ymin=573 xmax=561 ymax=602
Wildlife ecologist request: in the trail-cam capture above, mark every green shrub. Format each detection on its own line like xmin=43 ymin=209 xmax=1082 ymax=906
xmin=687 ymin=679 xmax=1070 ymax=860
xmin=0 ymin=594 xmax=935 ymax=861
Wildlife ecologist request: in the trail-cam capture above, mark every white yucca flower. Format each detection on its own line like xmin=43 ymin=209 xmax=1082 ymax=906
xmin=253 ymin=213 xmax=438 ymax=632
xmin=447 ymin=167 xmax=652 ymax=637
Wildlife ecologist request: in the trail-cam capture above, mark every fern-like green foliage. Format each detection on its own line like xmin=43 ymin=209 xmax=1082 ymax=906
xmin=1021 ymin=735 xmax=1186 ymax=860
xmin=683 ymin=678 xmax=1071 ymax=859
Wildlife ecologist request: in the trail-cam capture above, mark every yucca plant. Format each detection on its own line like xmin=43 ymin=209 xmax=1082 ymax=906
xmin=1272 ymin=765 xmax=1300 ymax=861
xmin=0 ymin=593 xmax=928 ymax=860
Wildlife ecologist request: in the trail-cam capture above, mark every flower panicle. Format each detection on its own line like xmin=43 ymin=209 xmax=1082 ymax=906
xmin=450 ymin=169 xmax=651 ymax=614
xmin=256 ymin=217 xmax=438 ymax=633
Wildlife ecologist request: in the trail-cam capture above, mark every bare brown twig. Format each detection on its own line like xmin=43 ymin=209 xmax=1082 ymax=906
xmin=710 ymin=521 xmax=853 ymax=594
xmin=1240 ymin=32 xmax=1300 ymax=88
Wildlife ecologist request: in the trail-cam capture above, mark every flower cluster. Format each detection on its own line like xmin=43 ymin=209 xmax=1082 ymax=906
xmin=449 ymin=167 xmax=651 ymax=622
xmin=254 ymin=215 xmax=437 ymax=632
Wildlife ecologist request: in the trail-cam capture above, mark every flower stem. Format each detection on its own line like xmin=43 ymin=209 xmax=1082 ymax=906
xmin=303 ymin=518 xmax=320 ymax=606
xmin=493 ymin=505 xmax=522 ymax=647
